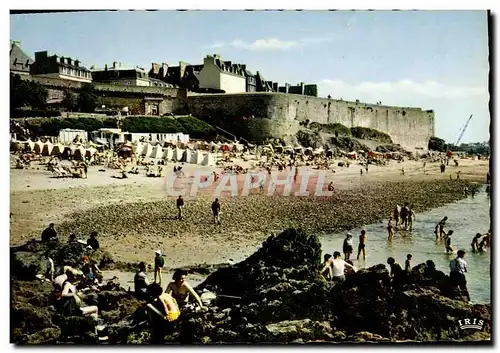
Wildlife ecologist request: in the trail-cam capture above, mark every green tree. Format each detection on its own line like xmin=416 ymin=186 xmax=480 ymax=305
xmin=10 ymin=74 xmax=48 ymax=111
xmin=61 ymin=89 xmax=77 ymax=111
xmin=77 ymin=84 xmax=98 ymax=113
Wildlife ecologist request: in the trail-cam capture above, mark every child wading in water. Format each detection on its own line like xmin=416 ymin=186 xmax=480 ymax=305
xmin=387 ymin=216 xmax=394 ymax=240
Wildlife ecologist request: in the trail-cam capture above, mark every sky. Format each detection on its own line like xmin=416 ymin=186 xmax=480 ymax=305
xmin=9 ymin=10 xmax=490 ymax=144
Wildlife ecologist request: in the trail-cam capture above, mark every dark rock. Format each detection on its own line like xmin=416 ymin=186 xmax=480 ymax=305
xmin=26 ymin=327 xmax=61 ymax=344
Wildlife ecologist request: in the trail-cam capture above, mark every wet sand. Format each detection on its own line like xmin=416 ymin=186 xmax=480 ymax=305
xmin=10 ymin=157 xmax=488 ymax=269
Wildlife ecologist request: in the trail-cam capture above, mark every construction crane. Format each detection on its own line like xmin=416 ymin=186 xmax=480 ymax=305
xmin=455 ymin=114 xmax=473 ymax=147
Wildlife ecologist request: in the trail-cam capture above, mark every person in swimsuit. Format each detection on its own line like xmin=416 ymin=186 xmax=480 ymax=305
xmin=404 ymin=254 xmax=412 ymax=272
xmin=387 ymin=216 xmax=394 ymax=240
xmin=393 ymin=205 xmax=401 ymax=230
xmin=357 ymin=230 xmax=367 ymax=261
xmin=342 ymin=233 xmax=354 ymax=261
xmin=435 ymin=216 xmax=448 ymax=239
xmin=471 ymin=233 xmax=482 ymax=252
xmin=321 ymin=254 xmax=332 ymax=280
xmin=445 ymin=230 xmax=454 ymax=253
xmin=147 ymin=283 xmax=181 ymax=344
xmin=407 ymin=206 xmax=416 ymax=232
xmin=165 ymin=269 xmax=207 ymax=311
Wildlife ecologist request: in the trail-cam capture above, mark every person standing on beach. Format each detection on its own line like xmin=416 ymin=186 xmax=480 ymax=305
xmin=343 ymin=233 xmax=354 ymax=261
xmin=387 ymin=216 xmax=394 ymax=240
xmin=408 ymin=206 xmax=416 ymax=232
xmin=134 ymin=262 xmax=150 ymax=301
xmin=357 ymin=230 xmax=367 ymax=261
xmin=393 ymin=205 xmax=401 ymax=230
xmin=435 ymin=216 xmax=448 ymax=239
xmin=154 ymin=250 xmax=165 ymax=285
xmin=211 ymin=198 xmax=221 ymax=225
xmin=440 ymin=162 xmax=446 ymax=173
xmin=445 ymin=230 xmax=454 ymax=253
xmin=87 ymin=231 xmax=99 ymax=250
xmin=471 ymin=233 xmax=482 ymax=252
xmin=449 ymin=250 xmax=470 ymax=302
xmin=400 ymin=203 xmax=409 ymax=230
xmin=176 ymin=195 xmax=185 ymax=220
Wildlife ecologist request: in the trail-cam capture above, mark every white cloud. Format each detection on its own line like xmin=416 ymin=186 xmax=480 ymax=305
xmin=318 ymin=79 xmax=488 ymax=103
xmin=209 ymin=34 xmax=335 ymax=51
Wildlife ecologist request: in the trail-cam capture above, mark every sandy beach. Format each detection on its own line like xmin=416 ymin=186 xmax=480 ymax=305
xmin=10 ymin=157 xmax=489 ymax=268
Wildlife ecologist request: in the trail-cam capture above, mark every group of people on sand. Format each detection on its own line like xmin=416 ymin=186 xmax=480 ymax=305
xmin=133 ymin=251 xmax=209 ymax=343
xmin=38 ymin=223 xmax=106 ymax=334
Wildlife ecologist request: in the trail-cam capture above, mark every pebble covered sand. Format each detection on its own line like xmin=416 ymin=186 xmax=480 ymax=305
xmin=10 ymin=159 xmax=488 ymax=268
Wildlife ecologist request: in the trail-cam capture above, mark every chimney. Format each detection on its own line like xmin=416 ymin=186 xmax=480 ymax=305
xmin=105 ymin=64 xmax=108 ymax=71
xmin=113 ymin=61 xmax=117 ymax=69
xmin=67 ymin=58 xmax=72 ymax=65
xmin=11 ymin=40 xmax=21 ymax=49
xmin=161 ymin=63 xmax=168 ymax=78
xmin=75 ymin=59 xmax=80 ymax=67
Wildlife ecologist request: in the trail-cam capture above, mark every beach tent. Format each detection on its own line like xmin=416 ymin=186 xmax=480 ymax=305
xmin=73 ymin=146 xmax=86 ymax=160
xmin=142 ymin=143 xmax=153 ymax=157
xmin=133 ymin=142 xmax=144 ymax=155
xmin=162 ymin=147 xmax=174 ymax=161
xmin=220 ymin=143 xmax=231 ymax=152
xmin=85 ymin=147 xmax=98 ymax=158
xmin=25 ymin=139 xmax=35 ymax=152
xmin=172 ymin=147 xmax=184 ymax=162
xmin=10 ymin=140 xmax=22 ymax=152
xmin=41 ymin=141 xmax=54 ymax=156
xmin=34 ymin=140 xmax=44 ymax=154
xmin=150 ymin=145 xmax=163 ymax=159
xmin=182 ymin=149 xmax=193 ymax=163
xmin=201 ymin=152 xmax=216 ymax=166
xmin=190 ymin=150 xmax=205 ymax=165
xmin=51 ymin=143 xmax=64 ymax=156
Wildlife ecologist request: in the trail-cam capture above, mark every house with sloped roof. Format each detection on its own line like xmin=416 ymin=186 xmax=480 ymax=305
xmin=199 ymin=54 xmax=246 ymax=93
xmin=30 ymin=50 xmax=92 ymax=83
xmin=10 ymin=40 xmax=33 ymax=76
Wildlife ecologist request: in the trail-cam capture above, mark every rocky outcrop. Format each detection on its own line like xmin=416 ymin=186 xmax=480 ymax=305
xmin=10 ymin=229 xmax=491 ymax=344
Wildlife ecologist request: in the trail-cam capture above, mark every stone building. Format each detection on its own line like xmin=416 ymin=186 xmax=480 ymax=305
xmin=279 ymin=82 xmax=318 ymax=97
xmin=198 ymin=54 xmax=246 ymax=93
xmin=92 ymin=62 xmax=153 ymax=86
xmin=243 ymin=66 xmax=257 ymax=92
xmin=30 ymin=51 xmax=92 ymax=83
xmin=149 ymin=62 xmax=202 ymax=91
xmin=10 ymin=40 xmax=33 ymax=76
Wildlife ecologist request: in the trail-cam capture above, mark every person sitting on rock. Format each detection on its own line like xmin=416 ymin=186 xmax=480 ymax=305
xmin=81 ymin=256 xmax=103 ymax=285
xmin=55 ymin=268 xmax=99 ymax=320
xmin=134 ymin=262 xmax=150 ymax=301
xmin=146 ymin=283 xmax=181 ymax=344
xmin=387 ymin=257 xmax=403 ymax=278
xmin=87 ymin=231 xmax=100 ymax=250
xmin=321 ymin=254 xmax=333 ymax=280
xmin=41 ymin=223 xmax=58 ymax=242
xmin=165 ymin=269 xmax=207 ymax=311
xmin=320 ymin=251 xmax=356 ymax=283
xmin=344 ymin=260 xmax=356 ymax=277
xmin=68 ymin=233 xmax=78 ymax=243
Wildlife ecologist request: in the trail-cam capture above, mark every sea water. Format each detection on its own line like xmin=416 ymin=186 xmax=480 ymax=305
xmin=320 ymin=187 xmax=491 ymax=304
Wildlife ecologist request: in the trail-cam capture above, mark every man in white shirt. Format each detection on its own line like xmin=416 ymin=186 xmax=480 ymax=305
xmin=449 ymin=249 xmax=470 ymax=301
xmin=320 ymin=251 xmax=356 ymax=282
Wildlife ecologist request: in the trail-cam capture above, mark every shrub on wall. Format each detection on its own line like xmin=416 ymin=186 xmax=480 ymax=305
xmin=177 ymin=116 xmax=217 ymax=140
xmin=309 ymin=122 xmax=351 ymax=136
xmin=122 ymin=117 xmax=187 ymax=134
xmin=350 ymin=126 xmax=392 ymax=143
xmin=428 ymin=136 xmax=447 ymax=152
